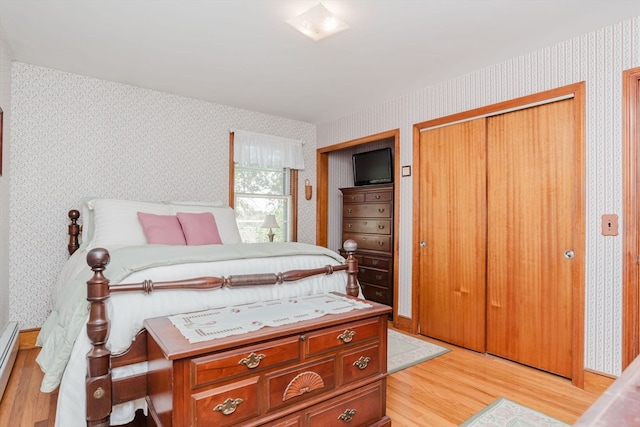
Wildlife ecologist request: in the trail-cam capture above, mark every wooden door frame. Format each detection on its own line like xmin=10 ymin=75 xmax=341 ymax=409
xmin=622 ymin=67 xmax=640 ymax=369
xmin=412 ymin=82 xmax=586 ymax=387
xmin=316 ymin=129 xmax=401 ymax=322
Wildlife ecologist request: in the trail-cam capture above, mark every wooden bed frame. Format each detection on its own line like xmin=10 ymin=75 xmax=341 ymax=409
xmin=66 ymin=210 xmax=361 ymax=427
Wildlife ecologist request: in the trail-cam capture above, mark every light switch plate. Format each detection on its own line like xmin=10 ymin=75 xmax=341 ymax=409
xmin=601 ymin=214 xmax=618 ymax=236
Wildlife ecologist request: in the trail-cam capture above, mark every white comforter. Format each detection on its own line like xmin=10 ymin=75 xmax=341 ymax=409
xmin=37 ymin=242 xmax=354 ymax=426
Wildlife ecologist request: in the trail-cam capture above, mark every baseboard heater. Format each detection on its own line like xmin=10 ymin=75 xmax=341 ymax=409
xmin=0 ymin=321 xmax=19 ymax=402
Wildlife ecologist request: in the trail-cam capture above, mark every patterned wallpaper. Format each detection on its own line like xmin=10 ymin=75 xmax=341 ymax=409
xmin=318 ymin=17 xmax=639 ymax=376
xmin=9 ymin=63 xmax=317 ymax=329
xmin=0 ymin=32 xmax=12 ymax=332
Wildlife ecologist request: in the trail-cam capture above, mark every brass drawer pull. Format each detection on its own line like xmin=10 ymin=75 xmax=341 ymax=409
xmin=376 ymin=274 xmax=383 ymax=281
xmin=378 ymin=224 xmax=385 ymax=230
xmin=353 ymin=356 xmax=371 ymax=370
xmin=375 ymin=194 xmax=381 ymax=199
xmin=378 ymin=241 xmax=385 ymax=246
xmin=378 ymin=208 xmax=385 ymax=213
xmin=347 ymin=223 xmax=352 ymax=228
xmin=339 ymin=408 xmax=357 ymax=422
xmin=238 ymin=352 xmax=265 ymax=369
xmin=347 ymin=208 xmax=353 ymax=213
xmin=372 ymin=259 xmax=379 ymax=265
xmin=338 ymin=329 xmax=356 ymax=343
xmin=213 ymin=397 xmax=244 ymax=415
xmin=375 ymin=291 xmax=383 ymax=298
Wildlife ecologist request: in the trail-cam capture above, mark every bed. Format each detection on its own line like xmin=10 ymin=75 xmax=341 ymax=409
xmin=35 ymin=198 xmax=360 ymax=427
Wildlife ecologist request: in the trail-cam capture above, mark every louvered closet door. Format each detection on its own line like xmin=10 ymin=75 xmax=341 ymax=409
xmin=418 ymin=118 xmax=487 ymax=352
xmin=486 ymin=99 xmax=575 ymax=378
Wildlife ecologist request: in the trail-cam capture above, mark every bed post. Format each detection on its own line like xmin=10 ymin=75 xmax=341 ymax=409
xmin=68 ymin=209 xmax=81 ymax=256
xmin=343 ymin=239 xmax=359 ymax=297
xmin=85 ymin=248 xmax=112 ymax=427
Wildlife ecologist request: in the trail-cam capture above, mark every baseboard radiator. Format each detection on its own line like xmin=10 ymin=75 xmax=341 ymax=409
xmin=0 ymin=322 xmax=19 ymax=402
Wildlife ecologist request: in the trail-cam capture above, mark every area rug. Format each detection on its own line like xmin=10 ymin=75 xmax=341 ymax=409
xmin=460 ymin=398 xmax=570 ymax=427
xmin=387 ymin=329 xmax=449 ymax=373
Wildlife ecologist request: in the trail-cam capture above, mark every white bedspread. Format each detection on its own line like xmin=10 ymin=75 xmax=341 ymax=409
xmin=37 ymin=242 xmax=355 ymax=426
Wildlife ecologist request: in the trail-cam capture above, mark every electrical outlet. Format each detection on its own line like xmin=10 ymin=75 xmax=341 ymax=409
xmin=601 ymin=214 xmax=618 ymax=236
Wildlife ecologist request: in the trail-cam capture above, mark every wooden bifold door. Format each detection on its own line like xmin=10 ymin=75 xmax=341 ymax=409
xmin=418 ymin=98 xmax=576 ymax=378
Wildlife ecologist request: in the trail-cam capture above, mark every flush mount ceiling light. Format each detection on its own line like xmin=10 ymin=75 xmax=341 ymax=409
xmin=287 ymin=3 xmax=349 ymax=41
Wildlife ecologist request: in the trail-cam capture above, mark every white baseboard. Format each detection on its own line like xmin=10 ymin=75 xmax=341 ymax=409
xmin=0 ymin=321 xmax=19 ymax=402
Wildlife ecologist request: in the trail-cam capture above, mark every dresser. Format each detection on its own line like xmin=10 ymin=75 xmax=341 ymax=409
xmin=144 ymin=294 xmax=392 ymax=427
xmin=340 ymin=184 xmax=394 ymax=309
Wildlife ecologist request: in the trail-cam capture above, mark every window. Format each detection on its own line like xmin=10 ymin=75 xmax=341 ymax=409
xmin=234 ymin=163 xmax=293 ymax=242
xmin=230 ymin=130 xmax=303 ymax=243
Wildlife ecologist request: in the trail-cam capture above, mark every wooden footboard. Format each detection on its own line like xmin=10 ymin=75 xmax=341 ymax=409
xmin=83 ymin=242 xmax=360 ymax=426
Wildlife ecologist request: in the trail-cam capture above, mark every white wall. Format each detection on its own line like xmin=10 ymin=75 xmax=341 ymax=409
xmin=317 ymin=17 xmax=640 ymax=376
xmin=9 ymin=63 xmax=317 ymax=330
xmin=0 ymin=28 xmax=13 ymax=334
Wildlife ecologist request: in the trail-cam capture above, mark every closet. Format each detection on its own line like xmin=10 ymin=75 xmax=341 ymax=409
xmin=417 ymin=98 xmax=577 ymax=379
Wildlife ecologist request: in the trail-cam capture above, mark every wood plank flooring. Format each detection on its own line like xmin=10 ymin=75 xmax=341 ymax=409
xmin=0 ymin=332 xmax=603 ymax=426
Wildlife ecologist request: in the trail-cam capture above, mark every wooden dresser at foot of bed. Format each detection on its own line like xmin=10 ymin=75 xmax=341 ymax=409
xmin=143 ymin=295 xmax=392 ymax=427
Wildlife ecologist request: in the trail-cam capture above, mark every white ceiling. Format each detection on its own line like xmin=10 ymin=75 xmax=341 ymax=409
xmin=0 ymin=1 xmax=638 ymax=124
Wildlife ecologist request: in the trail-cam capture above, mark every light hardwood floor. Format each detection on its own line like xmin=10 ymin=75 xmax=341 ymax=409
xmin=0 ymin=332 xmax=605 ymax=427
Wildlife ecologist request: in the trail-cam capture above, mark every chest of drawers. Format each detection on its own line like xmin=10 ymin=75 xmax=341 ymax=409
xmin=144 ymin=294 xmax=392 ymax=427
xmin=340 ymin=184 xmax=394 ymax=309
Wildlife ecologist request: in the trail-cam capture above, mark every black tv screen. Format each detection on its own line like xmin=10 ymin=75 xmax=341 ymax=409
xmin=352 ymin=148 xmax=393 ymax=186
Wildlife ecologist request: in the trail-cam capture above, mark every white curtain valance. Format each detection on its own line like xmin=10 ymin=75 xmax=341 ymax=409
xmin=233 ymin=130 xmax=305 ymax=170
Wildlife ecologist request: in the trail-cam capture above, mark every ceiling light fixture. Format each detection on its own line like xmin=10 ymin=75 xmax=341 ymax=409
xmin=287 ymin=3 xmax=349 ymax=42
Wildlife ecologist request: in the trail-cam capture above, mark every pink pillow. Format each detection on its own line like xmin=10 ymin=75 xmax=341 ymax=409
xmin=177 ymin=212 xmax=223 ymax=245
xmin=137 ymin=212 xmax=186 ymax=245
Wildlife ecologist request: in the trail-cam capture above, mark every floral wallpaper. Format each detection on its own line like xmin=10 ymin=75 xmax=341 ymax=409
xmin=9 ymin=63 xmax=316 ymax=329
xmin=0 ymin=33 xmax=12 ymax=333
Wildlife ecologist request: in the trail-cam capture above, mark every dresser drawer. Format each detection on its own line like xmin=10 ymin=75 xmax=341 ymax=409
xmin=364 ymin=190 xmax=392 ymax=203
xmin=305 ymin=380 xmax=385 ymax=426
xmin=340 ymin=342 xmax=381 ymax=385
xmin=343 ymin=203 xmax=391 ymax=219
xmin=191 ymin=336 xmax=301 ymax=388
xmin=361 ymin=255 xmax=391 ymax=270
xmin=360 ymin=284 xmax=390 ymax=306
xmin=343 ymin=193 xmax=365 ymax=203
xmin=343 ymin=233 xmax=392 ymax=252
xmin=343 ymin=219 xmax=391 ymax=235
xmin=265 ymin=357 xmax=336 ymax=412
xmin=358 ymin=267 xmax=390 ymax=286
xmin=191 ymin=377 xmax=260 ymax=427
xmin=306 ymin=317 xmax=380 ymax=356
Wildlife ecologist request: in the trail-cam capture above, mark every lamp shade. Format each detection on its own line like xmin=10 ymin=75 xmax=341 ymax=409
xmin=261 ymin=214 xmax=280 ymax=229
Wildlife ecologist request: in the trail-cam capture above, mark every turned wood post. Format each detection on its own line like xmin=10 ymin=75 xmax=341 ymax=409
xmin=86 ymin=248 xmax=112 ymax=427
xmin=68 ymin=209 xmax=81 ymax=256
xmin=343 ymin=239 xmax=359 ymax=297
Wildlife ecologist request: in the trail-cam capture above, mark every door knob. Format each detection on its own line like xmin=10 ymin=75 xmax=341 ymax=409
xmin=420 ymin=241 xmax=426 ymax=248
xmin=564 ymin=250 xmax=574 ymax=259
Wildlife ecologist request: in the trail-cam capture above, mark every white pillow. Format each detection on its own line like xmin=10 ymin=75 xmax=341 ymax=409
xmin=170 ymin=200 xmax=225 ymax=207
xmin=168 ymin=204 xmax=243 ymax=244
xmin=87 ymin=199 xmax=173 ymax=249
xmin=78 ymin=196 xmax=98 ymax=250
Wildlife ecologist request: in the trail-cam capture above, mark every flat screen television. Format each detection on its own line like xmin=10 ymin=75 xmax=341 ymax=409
xmin=352 ymin=147 xmax=393 ymax=186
